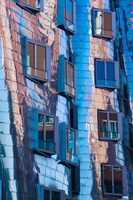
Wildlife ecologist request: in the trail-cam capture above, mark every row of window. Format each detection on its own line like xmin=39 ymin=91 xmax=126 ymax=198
xmin=33 ymin=104 xmax=78 ymax=165
xmin=21 ymin=38 xmax=119 ymax=97
xmin=33 ymin=108 xmax=121 ymax=166
xmin=41 ymin=163 xmax=126 ymax=198
xmin=15 ymin=0 xmax=116 ymax=39
xmin=43 ymin=188 xmax=77 ymax=200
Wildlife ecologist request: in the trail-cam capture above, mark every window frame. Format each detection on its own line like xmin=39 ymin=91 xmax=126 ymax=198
xmin=57 ymin=0 xmax=76 ymax=35
xmin=58 ymin=55 xmax=76 ymax=99
xmin=92 ymin=8 xmax=116 ymax=39
xmin=102 ymin=164 xmax=123 ymax=197
xmin=44 ymin=188 xmax=65 ymax=200
xmin=15 ymin=0 xmax=44 ymax=14
xmin=37 ymin=113 xmax=59 ymax=155
xmin=58 ymin=103 xmax=78 ymax=165
xmin=66 ymin=127 xmax=78 ymax=163
xmin=21 ymin=37 xmax=51 ymax=84
xmin=95 ymin=59 xmax=119 ymax=89
xmin=98 ymin=110 xmax=122 ymax=141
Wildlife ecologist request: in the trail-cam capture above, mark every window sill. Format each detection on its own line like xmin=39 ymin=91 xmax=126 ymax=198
xmin=103 ymin=192 xmax=123 ymax=197
xmin=25 ymin=74 xmax=48 ymax=84
xmin=93 ymin=33 xmax=114 ymax=40
xmin=58 ymin=89 xmax=76 ymax=99
xmin=99 ymin=137 xmax=119 ymax=142
xmin=33 ymin=148 xmax=56 ymax=157
xmin=95 ymin=84 xmax=117 ymax=90
xmin=17 ymin=2 xmax=40 ymax=14
xmin=57 ymin=23 xmax=75 ymax=35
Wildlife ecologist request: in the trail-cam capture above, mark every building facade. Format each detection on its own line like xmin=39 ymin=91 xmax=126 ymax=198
xmin=0 ymin=0 xmax=132 ymax=200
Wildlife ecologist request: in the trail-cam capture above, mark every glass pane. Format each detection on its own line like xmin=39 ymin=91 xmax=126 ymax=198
xmin=44 ymin=190 xmax=50 ymax=200
xmin=104 ymin=12 xmax=112 ymax=37
xmin=109 ymin=113 xmax=118 ymax=138
xmin=67 ymin=62 xmax=74 ymax=87
xmin=46 ymin=116 xmax=54 ymax=141
xmin=113 ymin=167 xmax=122 ymax=194
xmin=95 ymin=10 xmax=102 ymax=35
xmin=52 ymin=191 xmax=60 ymax=200
xmin=103 ymin=166 xmax=112 ymax=193
xmin=66 ymin=0 xmax=73 ymax=22
xmin=27 ymin=42 xmax=35 ymax=69
xmin=19 ymin=0 xmax=40 ymax=7
xmin=37 ymin=45 xmax=46 ymax=71
xmin=129 ymin=123 xmax=133 ymax=148
xmin=96 ymin=61 xmax=105 ymax=85
xmin=67 ymin=129 xmax=75 ymax=155
xmin=106 ymin=62 xmax=115 ymax=80
xmin=38 ymin=114 xmax=44 ymax=140
xmin=99 ymin=112 xmax=108 ymax=137
xmin=65 ymin=61 xmax=67 ymax=85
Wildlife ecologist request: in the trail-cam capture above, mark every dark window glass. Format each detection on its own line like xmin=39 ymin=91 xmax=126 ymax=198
xmin=44 ymin=190 xmax=50 ymax=200
xmin=113 ymin=167 xmax=122 ymax=194
xmin=96 ymin=61 xmax=105 ymax=80
xmin=103 ymin=165 xmax=123 ymax=196
xmin=129 ymin=123 xmax=133 ymax=148
xmin=52 ymin=191 xmax=60 ymax=200
xmin=95 ymin=60 xmax=116 ymax=88
xmin=106 ymin=62 xmax=115 ymax=81
xmin=104 ymin=166 xmax=112 ymax=193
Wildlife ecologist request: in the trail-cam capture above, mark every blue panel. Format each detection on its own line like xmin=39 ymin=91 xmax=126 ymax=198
xmin=96 ymin=60 xmax=105 ymax=80
xmin=0 ymin=180 xmax=2 ymax=200
xmin=38 ymin=185 xmax=44 ymax=200
xmin=58 ymin=122 xmax=66 ymax=161
xmin=56 ymin=0 xmax=65 ymax=26
xmin=57 ymin=55 xmax=65 ymax=92
xmin=106 ymin=62 xmax=115 ymax=80
xmin=20 ymin=36 xmax=27 ymax=75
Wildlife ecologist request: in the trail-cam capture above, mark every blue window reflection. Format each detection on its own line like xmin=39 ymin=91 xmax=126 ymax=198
xmin=96 ymin=60 xmax=116 ymax=88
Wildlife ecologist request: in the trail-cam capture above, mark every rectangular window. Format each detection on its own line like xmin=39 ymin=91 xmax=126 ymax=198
xmin=16 ymin=0 xmax=44 ymax=13
xmin=95 ymin=59 xmax=119 ymax=89
xmin=65 ymin=60 xmax=75 ymax=96
xmin=102 ymin=165 xmax=123 ymax=196
xmin=21 ymin=37 xmax=51 ymax=84
xmin=98 ymin=111 xmax=121 ymax=141
xmin=129 ymin=123 xmax=133 ymax=149
xmin=27 ymin=42 xmax=47 ymax=80
xmin=66 ymin=128 xmax=77 ymax=162
xmin=59 ymin=104 xmax=78 ymax=165
xmin=38 ymin=114 xmax=58 ymax=154
xmin=58 ymin=55 xmax=76 ymax=98
xmin=57 ymin=0 xmax=76 ymax=35
xmin=44 ymin=189 xmax=64 ymax=200
xmin=92 ymin=8 xmax=116 ymax=39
